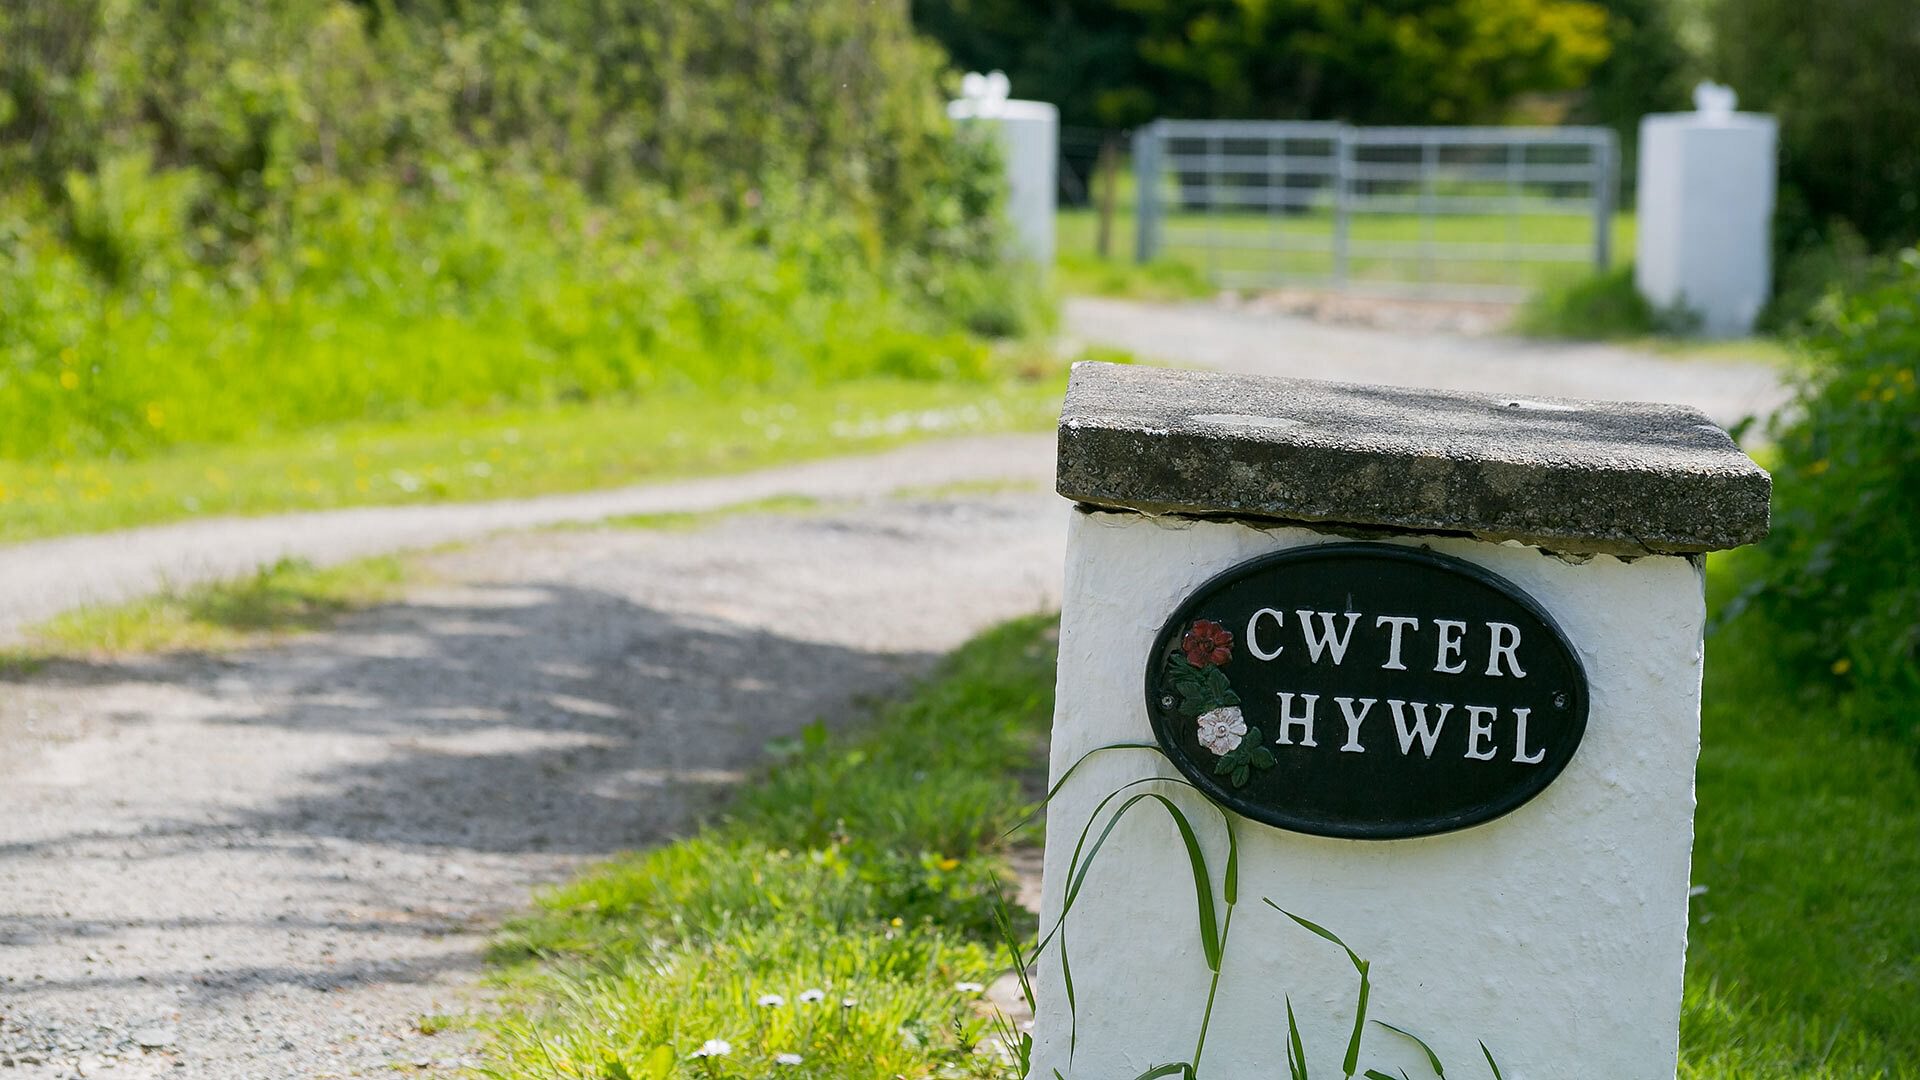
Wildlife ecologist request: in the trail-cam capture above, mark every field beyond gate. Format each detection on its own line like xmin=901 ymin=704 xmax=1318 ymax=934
xmin=1129 ymin=121 xmax=1620 ymax=301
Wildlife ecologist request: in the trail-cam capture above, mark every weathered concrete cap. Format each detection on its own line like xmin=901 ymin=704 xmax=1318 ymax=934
xmin=1057 ymin=362 xmax=1771 ymax=556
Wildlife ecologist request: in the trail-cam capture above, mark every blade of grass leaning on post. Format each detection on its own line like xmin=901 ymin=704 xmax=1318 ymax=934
xmin=1004 ymin=741 xmax=1164 ymax=840
xmin=1287 ymin=995 xmax=1310 ymax=1080
xmin=1265 ymin=901 xmax=1374 ymax=1079
xmin=1375 ymin=1021 xmax=1449 ymax=1077
xmin=1032 ymin=745 xmax=1241 ymax=1070
xmin=1057 ymin=789 xmax=1227 ymax=1063
xmin=988 ymin=876 xmax=1037 ymax=1075
xmin=1029 ymin=754 xmax=1232 ymax=965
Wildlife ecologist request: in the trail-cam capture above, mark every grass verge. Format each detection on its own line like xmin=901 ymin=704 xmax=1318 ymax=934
xmin=0 ymin=374 xmax=1065 ymax=546
xmin=482 ymin=555 xmax=1918 ymax=1079
xmin=1056 ymin=204 xmax=1637 ymax=299
xmin=483 ymin=615 xmax=1058 ymax=1079
xmin=5 ymin=555 xmax=411 ymax=662
xmin=1681 ymin=553 xmax=1920 ymax=1078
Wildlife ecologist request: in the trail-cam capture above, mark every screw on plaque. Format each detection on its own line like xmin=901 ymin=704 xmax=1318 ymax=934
xmin=1161 ymin=693 xmax=1178 ymax=710
xmin=1553 ymin=692 xmax=1568 ymax=708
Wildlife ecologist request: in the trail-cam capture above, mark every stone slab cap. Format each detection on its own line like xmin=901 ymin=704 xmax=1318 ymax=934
xmin=1056 ymin=361 xmax=1770 ymax=556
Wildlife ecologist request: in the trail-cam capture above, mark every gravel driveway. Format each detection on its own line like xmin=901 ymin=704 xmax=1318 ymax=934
xmin=1065 ymin=296 xmax=1791 ymax=428
xmin=0 ymin=436 xmax=1054 ymax=644
xmin=0 ymin=489 xmax=1067 ymax=1078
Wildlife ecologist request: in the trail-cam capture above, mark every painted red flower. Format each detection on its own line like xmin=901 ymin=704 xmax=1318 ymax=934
xmin=1182 ymin=619 xmax=1234 ymax=667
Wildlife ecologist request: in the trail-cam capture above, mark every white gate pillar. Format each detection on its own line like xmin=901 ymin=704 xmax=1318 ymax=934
xmin=1034 ymin=361 xmax=1770 ymax=1079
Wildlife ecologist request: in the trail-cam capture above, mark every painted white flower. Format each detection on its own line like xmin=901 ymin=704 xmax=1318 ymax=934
xmin=757 ymin=993 xmax=786 ymax=1007
xmin=775 ymin=1053 xmax=804 ymax=1066
xmin=692 ymin=1038 xmax=732 ymax=1058
xmin=1195 ymin=706 xmax=1247 ymax=756
xmin=798 ymin=988 xmax=826 ymax=1004
xmin=953 ymin=981 xmax=985 ymax=994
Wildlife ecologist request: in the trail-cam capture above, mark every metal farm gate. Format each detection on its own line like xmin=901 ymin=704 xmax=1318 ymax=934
xmin=1132 ymin=120 xmax=1617 ymax=300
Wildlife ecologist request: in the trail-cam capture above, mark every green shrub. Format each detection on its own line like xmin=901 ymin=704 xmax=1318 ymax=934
xmin=1743 ymin=251 xmax=1920 ymax=742
xmin=0 ymin=0 xmax=989 ymax=268
xmin=1759 ymin=221 xmax=1878 ymax=335
xmin=1513 ymin=265 xmax=1654 ymax=338
xmin=1511 ymin=264 xmax=1698 ymax=339
xmin=914 ymin=0 xmax=1615 ymax=128
xmin=0 ymin=173 xmax=1013 ymax=461
xmin=1711 ymin=0 xmax=1920 ymax=254
xmin=0 ymin=0 xmax=1043 ymax=463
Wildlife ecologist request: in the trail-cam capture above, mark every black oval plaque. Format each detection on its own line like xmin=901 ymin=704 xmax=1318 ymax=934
xmin=1145 ymin=543 xmax=1588 ymax=839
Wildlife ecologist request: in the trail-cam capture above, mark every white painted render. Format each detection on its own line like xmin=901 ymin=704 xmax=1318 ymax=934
xmin=1032 ymin=507 xmax=1707 ymax=1080
xmin=1635 ymin=110 xmax=1778 ymax=338
xmin=948 ymin=87 xmax=1058 ymax=270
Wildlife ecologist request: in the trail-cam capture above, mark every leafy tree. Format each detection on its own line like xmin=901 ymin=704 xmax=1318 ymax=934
xmin=1710 ymin=0 xmax=1920 ymax=250
xmin=911 ymin=0 xmax=1615 ymax=128
xmin=0 ymin=0 xmax=996 ymax=269
xmin=1566 ymin=0 xmax=1693 ymax=194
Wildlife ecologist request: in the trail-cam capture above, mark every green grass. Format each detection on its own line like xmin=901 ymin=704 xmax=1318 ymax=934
xmin=593 ymin=494 xmax=830 ymax=532
xmin=484 ymin=554 xmax=1920 ymax=1079
xmin=14 ymin=554 xmax=409 ymax=658
xmin=0 ymin=374 xmax=1065 ymax=545
xmin=1056 ymin=203 xmax=1636 ymax=298
xmin=1511 ymin=263 xmax=1669 ymax=338
xmin=1681 ymin=553 xmax=1920 ymax=1078
xmin=1643 ymin=336 xmax=1798 ymax=368
xmin=1 ymin=160 xmax=1041 ymax=464
xmin=587 ymin=480 xmax=1049 ymax=532
xmin=483 ymin=615 xmax=1059 ymax=1079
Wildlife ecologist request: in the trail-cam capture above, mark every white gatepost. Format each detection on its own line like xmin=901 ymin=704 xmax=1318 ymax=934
xmin=948 ymin=71 xmax=1058 ymax=269
xmin=1635 ymin=82 xmax=1779 ymax=337
xmin=1034 ymin=362 xmax=1770 ymax=1079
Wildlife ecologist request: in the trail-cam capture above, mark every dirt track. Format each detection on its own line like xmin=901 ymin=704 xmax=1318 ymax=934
xmin=0 ymin=489 xmax=1067 ymax=1078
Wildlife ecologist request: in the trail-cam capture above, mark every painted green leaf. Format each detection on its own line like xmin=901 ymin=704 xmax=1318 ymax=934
xmin=1202 ymin=666 xmax=1235 ymax=701
xmin=1251 ymin=746 xmax=1276 ymax=768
